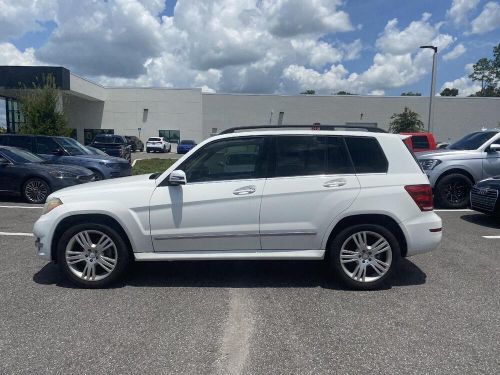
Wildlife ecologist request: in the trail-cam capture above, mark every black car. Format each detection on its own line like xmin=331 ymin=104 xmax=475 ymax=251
xmin=0 ymin=146 xmax=95 ymax=203
xmin=125 ymin=136 xmax=144 ymax=152
xmin=470 ymin=176 xmax=500 ymax=216
xmin=90 ymin=134 xmax=132 ymax=162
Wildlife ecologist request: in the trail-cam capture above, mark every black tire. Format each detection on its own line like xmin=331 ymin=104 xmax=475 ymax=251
xmin=328 ymin=224 xmax=400 ymax=290
xmin=168 ymin=145 xmax=171 ymax=152
xmin=90 ymin=170 xmax=105 ymax=181
xmin=435 ymin=173 xmax=472 ymax=209
xmin=57 ymin=223 xmax=131 ymax=288
xmin=22 ymin=177 xmax=51 ymax=204
xmin=162 ymin=146 xmax=167 ymax=153
xmin=146 ymin=149 xmax=150 ymax=153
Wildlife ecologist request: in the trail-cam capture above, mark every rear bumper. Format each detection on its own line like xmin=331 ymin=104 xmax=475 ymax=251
xmin=401 ymin=211 xmax=442 ymax=256
xmin=147 ymin=144 xmax=165 ymax=150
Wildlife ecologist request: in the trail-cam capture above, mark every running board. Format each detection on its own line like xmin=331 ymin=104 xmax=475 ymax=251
xmin=134 ymin=249 xmax=325 ymax=261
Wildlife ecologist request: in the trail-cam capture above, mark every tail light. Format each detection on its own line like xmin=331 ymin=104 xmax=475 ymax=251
xmin=404 ymin=184 xmax=434 ymax=211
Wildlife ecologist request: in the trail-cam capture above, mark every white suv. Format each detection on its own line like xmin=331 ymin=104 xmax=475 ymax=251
xmin=146 ymin=137 xmax=171 ymax=153
xmin=34 ymin=127 xmax=442 ymax=289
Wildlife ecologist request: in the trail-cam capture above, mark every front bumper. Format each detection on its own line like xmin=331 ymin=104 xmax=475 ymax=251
xmin=401 ymin=211 xmax=442 ymax=256
xmin=33 ymin=213 xmax=56 ymax=261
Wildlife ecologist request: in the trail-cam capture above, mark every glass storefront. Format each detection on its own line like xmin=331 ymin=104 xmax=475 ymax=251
xmin=159 ymin=129 xmax=180 ymax=143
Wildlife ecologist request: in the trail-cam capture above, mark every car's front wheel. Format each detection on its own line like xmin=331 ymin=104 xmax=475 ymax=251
xmin=435 ymin=173 xmax=472 ymax=209
xmin=57 ymin=223 xmax=131 ymax=288
xmin=329 ymin=224 xmax=399 ymax=290
xmin=23 ymin=178 xmax=51 ymax=204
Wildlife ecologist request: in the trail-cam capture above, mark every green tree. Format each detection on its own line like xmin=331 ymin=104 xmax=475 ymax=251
xmin=401 ymin=91 xmax=422 ymax=96
xmin=440 ymin=88 xmax=459 ymax=96
xmin=335 ymin=90 xmax=354 ymax=95
xmin=388 ymin=107 xmax=424 ymax=133
xmin=18 ymin=74 xmax=71 ymax=136
xmin=300 ymin=89 xmax=316 ymax=95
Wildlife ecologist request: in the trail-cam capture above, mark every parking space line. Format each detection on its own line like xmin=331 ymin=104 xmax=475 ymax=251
xmin=0 ymin=232 xmax=33 ymax=237
xmin=482 ymin=236 xmax=500 ymax=239
xmin=0 ymin=205 xmax=43 ymax=209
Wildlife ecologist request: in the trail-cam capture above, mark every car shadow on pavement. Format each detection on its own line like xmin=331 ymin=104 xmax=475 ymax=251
xmin=460 ymin=214 xmax=500 ymax=229
xmin=33 ymin=258 xmax=426 ymax=290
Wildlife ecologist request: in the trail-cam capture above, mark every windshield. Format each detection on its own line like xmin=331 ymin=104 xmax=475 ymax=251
xmin=180 ymin=140 xmax=195 ymax=145
xmin=1 ymin=148 xmax=44 ymax=163
xmin=448 ymin=131 xmax=499 ymax=150
xmin=57 ymin=137 xmax=92 ymax=156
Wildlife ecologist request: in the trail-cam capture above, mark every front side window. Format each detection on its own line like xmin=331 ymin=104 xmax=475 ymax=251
xmin=57 ymin=137 xmax=91 ymax=156
xmin=36 ymin=137 xmax=60 ymax=154
xmin=448 ymin=131 xmax=498 ymax=150
xmin=180 ymin=137 xmax=267 ymax=183
xmin=344 ymin=136 xmax=388 ymax=173
xmin=273 ymin=136 xmax=353 ymax=177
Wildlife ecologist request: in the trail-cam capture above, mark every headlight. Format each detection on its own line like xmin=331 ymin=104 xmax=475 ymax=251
xmin=103 ymin=163 xmax=121 ymax=169
xmin=49 ymin=170 xmax=78 ymax=179
xmin=42 ymin=198 xmax=63 ymax=215
xmin=419 ymin=159 xmax=441 ymax=170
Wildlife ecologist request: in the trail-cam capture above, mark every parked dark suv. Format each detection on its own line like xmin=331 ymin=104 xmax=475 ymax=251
xmin=90 ymin=134 xmax=132 ymax=162
xmin=0 ymin=134 xmax=131 ymax=180
xmin=125 ymin=136 xmax=144 ymax=152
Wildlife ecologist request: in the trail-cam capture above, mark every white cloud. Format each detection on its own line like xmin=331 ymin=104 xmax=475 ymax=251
xmin=376 ymin=13 xmax=438 ymax=55
xmin=341 ymin=39 xmax=362 ymax=60
xmin=446 ymin=0 xmax=480 ymax=26
xmin=469 ymin=2 xmax=500 ymax=34
xmin=0 ymin=0 xmax=57 ymax=42
xmin=440 ymin=76 xmax=481 ymax=96
xmin=262 ymin=0 xmax=353 ymax=37
xmin=0 ymin=43 xmax=39 ymax=65
xmin=443 ymin=43 xmax=466 ymax=60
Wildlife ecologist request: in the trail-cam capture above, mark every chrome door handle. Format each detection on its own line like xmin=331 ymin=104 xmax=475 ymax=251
xmin=323 ymin=178 xmax=347 ymax=188
xmin=233 ymin=185 xmax=257 ymax=195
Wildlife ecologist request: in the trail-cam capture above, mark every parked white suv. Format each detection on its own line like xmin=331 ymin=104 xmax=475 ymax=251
xmin=146 ymin=137 xmax=171 ymax=153
xmin=34 ymin=127 xmax=442 ymax=289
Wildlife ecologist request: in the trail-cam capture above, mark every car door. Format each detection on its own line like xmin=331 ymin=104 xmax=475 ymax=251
xmin=0 ymin=152 xmax=20 ymax=193
xmin=259 ymin=135 xmax=360 ymax=251
xmin=149 ymin=136 xmax=270 ymax=252
xmin=482 ymin=134 xmax=500 ymax=178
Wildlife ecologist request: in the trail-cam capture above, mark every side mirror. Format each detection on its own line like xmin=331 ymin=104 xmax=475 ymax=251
xmin=52 ymin=148 xmax=65 ymax=156
xmin=488 ymin=144 xmax=500 ymax=153
xmin=168 ymin=170 xmax=187 ymax=186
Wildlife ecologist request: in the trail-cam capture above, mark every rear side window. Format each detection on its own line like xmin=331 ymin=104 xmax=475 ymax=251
xmin=8 ymin=136 xmax=34 ymax=152
xmin=411 ymin=135 xmax=430 ymax=149
xmin=273 ymin=136 xmax=354 ymax=177
xmin=344 ymin=136 xmax=388 ymax=173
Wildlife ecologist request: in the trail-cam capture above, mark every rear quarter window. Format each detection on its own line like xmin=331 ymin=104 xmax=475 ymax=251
xmin=344 ymin=136 xmax=388 ymax=173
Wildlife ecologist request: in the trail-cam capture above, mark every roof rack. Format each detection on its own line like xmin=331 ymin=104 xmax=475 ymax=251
xmin=219 ymin=124 xmax=387 ymax=134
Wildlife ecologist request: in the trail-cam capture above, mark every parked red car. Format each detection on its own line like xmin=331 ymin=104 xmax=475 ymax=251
xmin=401 ymin=132 xmax=437 ymax=152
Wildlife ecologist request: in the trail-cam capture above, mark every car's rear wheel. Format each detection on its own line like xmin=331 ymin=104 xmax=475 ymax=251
xmin=57 ymin=223 xmax=130 ymax=288
xmin=329 ymin=224 xmax=399 ymax=290
xmin=435 ymin=173 xmax=472 ymax=209
xmin=23 ymin=178 xmax=51 ymax=204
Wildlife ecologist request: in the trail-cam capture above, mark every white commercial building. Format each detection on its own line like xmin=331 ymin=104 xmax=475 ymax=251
xmin=1 ymin=66 xmax=499 ymax=144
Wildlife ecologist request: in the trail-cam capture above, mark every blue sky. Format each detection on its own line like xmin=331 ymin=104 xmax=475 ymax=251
xmin=0 ymin=0 xmax=499 ymax=100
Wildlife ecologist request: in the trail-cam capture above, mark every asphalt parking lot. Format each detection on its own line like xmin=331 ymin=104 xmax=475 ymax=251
xmin=131 ymin=143 xmax=183 ymax=163
xmin=0 ymin=203 xmax=499 ymax=374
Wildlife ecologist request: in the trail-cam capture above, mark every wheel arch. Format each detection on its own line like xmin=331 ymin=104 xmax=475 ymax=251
xmin=51 ymin=214 xmax=134 ymax=262
xmin=325 ymin=214 xmax=408 ymax=257
xmin=435 ymin=168 xmax=475 ymax=187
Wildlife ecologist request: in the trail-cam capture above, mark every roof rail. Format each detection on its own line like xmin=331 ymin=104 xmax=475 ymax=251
xmin=219 ymin=124 xmax=387 ymax=134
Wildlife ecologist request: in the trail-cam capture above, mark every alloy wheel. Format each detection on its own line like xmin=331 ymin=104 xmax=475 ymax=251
xmin=65 ymin=230 xmax=118 ymax=282
xmin=444 ymin=180 xmax=467 ymax=205
xmin=339 ymin=231 xmax=392 ymax=283
xmin=24 ymin=179 xmax=49 ymax=203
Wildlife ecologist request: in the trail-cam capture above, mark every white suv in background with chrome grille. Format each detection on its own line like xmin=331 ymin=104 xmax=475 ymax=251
xmin=34 ymin=126 xmax=442 ymax=290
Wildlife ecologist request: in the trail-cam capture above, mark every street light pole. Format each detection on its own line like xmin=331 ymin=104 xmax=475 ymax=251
xmin=420 ymin=45 xmax=438 ymax=132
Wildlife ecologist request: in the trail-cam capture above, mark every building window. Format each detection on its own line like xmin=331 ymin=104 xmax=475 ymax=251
xmin=5 ymin=98 xmax=24 ymax=133
xmin=278 ymin=112 xmax=284 ymax=125
xmin=159 ymin=130 xmax=180 ymax=143
xmin=84 ymin=129 xmax=114 ymax=145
